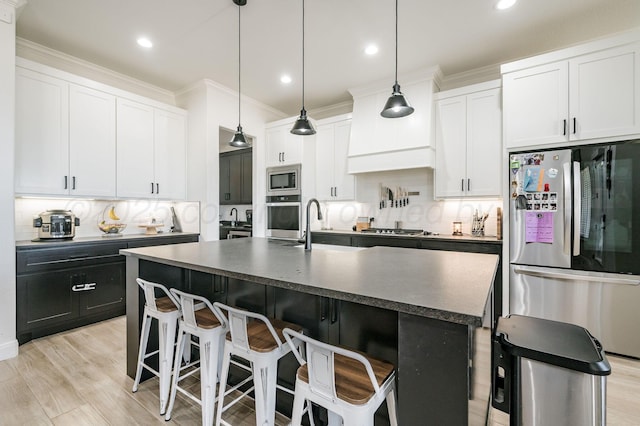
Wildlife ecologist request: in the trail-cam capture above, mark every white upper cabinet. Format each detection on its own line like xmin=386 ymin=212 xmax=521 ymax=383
xmin=435 ymin=82 xmax=502 ymax=198
xmin=116 ymin=99 xmax=155 ymax=198
xmin=69 ymin=84 xmax=116 ymax=197
xmin=503 ymin=36 xmax=640 ymax=149
xmin=154 ymin=109 xmax=187 ymax=200
xmin=15 ymin=67 xmax=117 ymax=197
xmin=15 ymin=67 xmax=70 ymax=195
xmin=265 ymin=120 xmax=304 ymax=167
xmin=116 ymin=99 xmax=186 ymax=200
xmin=315 ymin=115 xmax=355 ymax=201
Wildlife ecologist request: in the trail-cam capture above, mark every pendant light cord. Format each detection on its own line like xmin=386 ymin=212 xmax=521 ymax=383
xmin=301 ymin=0 xmax=306 ymax=110
xmin=238 ymin=4 xmax=242 ymax=126
xmin=394 ymin=0 xmax=398 ymax=86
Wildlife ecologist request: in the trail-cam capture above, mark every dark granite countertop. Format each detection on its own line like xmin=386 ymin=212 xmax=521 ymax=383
xmin=120 ymin=237 xmax=498 ymax=326
xmin=313 ymin=229 xmax=502 ymax=244
xmin=16 ymin=232 xmax=200 ymax=250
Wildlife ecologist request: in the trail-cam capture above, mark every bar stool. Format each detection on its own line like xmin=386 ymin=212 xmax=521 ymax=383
xmin=283 ymin=328 xmax=399 ymax=426
xmin=132 ymin=278 xmax=182 ymax=415
xmin=213 ymin=302 xmax=304 ymax=426
xmin=164 ymin=289 xmax=229 ymax=425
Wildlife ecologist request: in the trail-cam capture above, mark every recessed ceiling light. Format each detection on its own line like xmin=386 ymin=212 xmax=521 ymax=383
xmin=495 ymin=0 xmax=517 ymax=10
xmin=280 ymin=74 xmax=292 ymax=84
xmin=365 ymin=44 xmax=379 ymax=56
xmin=137 ymin=37 xmax=153 ymax=48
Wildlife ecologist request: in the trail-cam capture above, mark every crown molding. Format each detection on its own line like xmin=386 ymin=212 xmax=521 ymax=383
xmin=16 ymin=37 xmax=177 ymax=104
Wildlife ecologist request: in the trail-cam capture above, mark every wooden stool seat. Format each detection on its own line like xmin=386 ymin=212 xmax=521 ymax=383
xmin=155 ymin=296 xmax=179 ymax=313
xmin=297 ymin=351 xmax=394 ymax=405
xmin=195 ymin=308 xmax=223 ymax=329
xmin=226 ymin=318 xmax=303 ymax=352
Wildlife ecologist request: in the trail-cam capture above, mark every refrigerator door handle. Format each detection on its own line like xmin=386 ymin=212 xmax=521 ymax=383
xmin=573 ymin=161 xmax=581 ymax=256
xmin=513 ymin=265 xmax=640 ymax=286
xmin=563 ymin=162 xmax=572 ymax=256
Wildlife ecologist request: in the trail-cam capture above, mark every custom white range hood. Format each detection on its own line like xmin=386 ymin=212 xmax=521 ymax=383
xmin=347 ymin=67 xmax=442 ymax=174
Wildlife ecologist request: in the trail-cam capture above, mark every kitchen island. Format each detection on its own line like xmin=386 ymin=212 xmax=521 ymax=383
xmin=121 ymin=238 xmax=498 ymax=425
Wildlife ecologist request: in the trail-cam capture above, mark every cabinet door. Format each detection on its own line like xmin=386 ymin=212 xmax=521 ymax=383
xmin=466 ymin=88 xmax=502 ymax=197
xmin=315 ymin=123 xmax=335 ymax=200
xmin=15 ymin=67 xmax=70 ymax=195
xmin=219 ymin=154 xmax=231 ymax=204
xmin=116 ymin=98 xmax=155 ymax=198
xmin=503 ymin=61 xmax=569 ymax=149
xmin=435 ymin=95 xmax=467 ymax=198
xmin=69 ymin=84 xmax=116 ymax=197
xmin=266 ymin=126 xmax=288 ymax=166
xmin=228 ymin=153 xmax=243 ymax=203
xmin=240 ymin=150 xmax=253 ymax=204
xmin=154 ymin=109 xmax=187 ymax=200
xmin=16 ymin=271 xmax=79 ymax=336
xmin=78 ymin=263 xmax=125 ymax=316
xmin=266 ymin=124 xmax=302 ymax=166
xmin=570 ymin=43 xmax=640 ymax=141
xmin=332 ymin=120 xmax=355 ymax=200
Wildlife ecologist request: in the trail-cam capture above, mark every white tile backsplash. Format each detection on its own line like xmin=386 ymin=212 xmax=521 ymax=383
xmin=15 ymin=198 xmax=200 ymax=241
xmin=315 ymin=168 xmax=502 ymax=236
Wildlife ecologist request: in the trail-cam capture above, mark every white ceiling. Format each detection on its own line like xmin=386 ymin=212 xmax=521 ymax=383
xmin=15 ymin=0 xmax=640 ymax=116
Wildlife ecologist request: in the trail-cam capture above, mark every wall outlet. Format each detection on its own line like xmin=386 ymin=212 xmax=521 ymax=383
xmin=0 ymin=5 xmax=13 ymax=24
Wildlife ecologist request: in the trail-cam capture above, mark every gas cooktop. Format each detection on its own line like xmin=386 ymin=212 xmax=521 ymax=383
xmin=360 ymin=228 xmax=424 ymax=236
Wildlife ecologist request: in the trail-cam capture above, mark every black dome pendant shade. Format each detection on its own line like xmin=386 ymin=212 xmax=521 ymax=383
xmin=380 ymin=0 xmax=414 ymax=118
xmin=291 ymin=0 xmax=315 ymax=135
xmin=229 ymin=0 xmax=249 ymax=147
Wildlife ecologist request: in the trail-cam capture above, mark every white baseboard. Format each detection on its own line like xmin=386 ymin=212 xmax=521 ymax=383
xmin=0 ymin=339 xmax=18 ymax=361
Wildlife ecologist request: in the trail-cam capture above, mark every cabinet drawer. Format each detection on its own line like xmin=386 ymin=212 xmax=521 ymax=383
xmin=17 ymin=242 xmax=127 ymax=274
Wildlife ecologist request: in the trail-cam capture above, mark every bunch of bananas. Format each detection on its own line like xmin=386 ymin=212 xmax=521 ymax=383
xmin=99 ymin=206 xmax=126 ymax=234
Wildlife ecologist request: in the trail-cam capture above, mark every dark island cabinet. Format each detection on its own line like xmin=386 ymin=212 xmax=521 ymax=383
xmin=220 ymin=148 xmax=252 ymax=205
xmin=17 ymin=234 xmax=199 ymax=344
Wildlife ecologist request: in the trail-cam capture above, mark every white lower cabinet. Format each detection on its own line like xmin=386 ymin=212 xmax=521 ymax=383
xmin=434 ymin=82 xmax=502 ymax=198
xmin=315 ymin=115 xmax=355 ymax=201
xmin=116 ymin=98 xmax=186 ymax=200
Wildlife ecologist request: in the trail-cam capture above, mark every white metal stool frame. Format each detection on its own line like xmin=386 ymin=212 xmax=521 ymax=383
xmin=132 ymin=278 xmax=182 ymax=415
xmin=164 ymin=289 xmax=229 ymax=425
xmin=283 ymin=328 xmax=399 ymax=426
xmin=213 ymin=302 xmax=305 ymax=426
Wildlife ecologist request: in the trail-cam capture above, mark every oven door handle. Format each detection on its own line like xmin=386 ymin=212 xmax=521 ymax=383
xmin=266 ymin=202 xmax=302 ymax=207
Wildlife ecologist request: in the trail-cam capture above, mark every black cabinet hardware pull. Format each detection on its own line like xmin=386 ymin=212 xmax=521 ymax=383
xmin=72 ymin=176 xmax=76 ymax=190
xmin=467 ymin=179 xmax=471 ymax=192
xmin=330 ymin=299 xmax=338 ymax=324
xmin=320 ymin=297 xmax=327 ymax=321
xmin=563 ymin=119 xmax=567 ymax=136
xmin=64 ymin=175 xmax=68 ymax=189
xmin=156 ymin=183 xmax=159 ymax=194
xmin=151 ymin=182 xmax=154 ymax=194
xmin=461 ymin=179 xmax=464 ymax=191
xmin=573 ymin=117 xmax=577 ymax=134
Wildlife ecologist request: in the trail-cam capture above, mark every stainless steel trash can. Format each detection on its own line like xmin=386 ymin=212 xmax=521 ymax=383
xmin=492 ymin=315 xmax=611 ymax=426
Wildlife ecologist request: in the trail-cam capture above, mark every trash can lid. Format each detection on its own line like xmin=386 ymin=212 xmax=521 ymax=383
xmin=496 ymin=315 xmax=611 ymax=376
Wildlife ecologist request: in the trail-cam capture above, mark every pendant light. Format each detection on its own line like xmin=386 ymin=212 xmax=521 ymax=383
xmin=230 ymin=0 xmax=249 ymax=147
xmin=290 ymin=0 xmax=315 ymax=135
xmin=380 ymin=0 xmax=414 ymax=118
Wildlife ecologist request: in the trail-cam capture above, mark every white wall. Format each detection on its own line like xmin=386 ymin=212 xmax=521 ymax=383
xmin=312 ymin=168 xmax=502 ymax=237
xmin=176 ymin=80 xmax=285 ymax=241
xmin=0 ymin=0 xmax=18 ymax=361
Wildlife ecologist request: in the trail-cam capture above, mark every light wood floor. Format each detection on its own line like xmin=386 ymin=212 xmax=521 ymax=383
xmin=0 ymin=316 xmax=638 ymax=425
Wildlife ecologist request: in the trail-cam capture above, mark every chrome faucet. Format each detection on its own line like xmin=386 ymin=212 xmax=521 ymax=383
xmin=230 ymin=208 xmax=238 ymax=227
xmin=301 ymin=198 xmax=322 ymax=251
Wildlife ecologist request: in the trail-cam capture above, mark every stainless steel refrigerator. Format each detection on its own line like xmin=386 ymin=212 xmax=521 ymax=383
xmin=509 ymin=140 xmax=640 ymax=359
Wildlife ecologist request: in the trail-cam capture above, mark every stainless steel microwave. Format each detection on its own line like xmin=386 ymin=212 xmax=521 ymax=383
xmin=266 ymin=164 xmax=301 ymax=197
